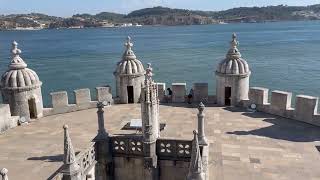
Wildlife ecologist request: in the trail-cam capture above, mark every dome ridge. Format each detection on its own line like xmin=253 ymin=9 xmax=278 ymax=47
xmin=1 ymin=41 xmax=41 ymax=89
xmin=114 ymin=36 xmax=145 ymax=76
xmin=216 ymin=33 xmax=250 ymax=75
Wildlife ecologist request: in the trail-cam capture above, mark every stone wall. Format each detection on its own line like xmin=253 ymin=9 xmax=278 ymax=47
xmin=242 ymin=87 xmax=320 ymax=126
xmin=43 ymin=86 xmax=113 ymax=116
xmin=0 ymin=104 xmax=19 ymax=133
xmin=157 ymin=82 xmax=216 ymax=104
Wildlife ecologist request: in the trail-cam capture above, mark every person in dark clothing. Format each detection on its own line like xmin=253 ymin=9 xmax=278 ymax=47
xmin=167 ymin=88 xmax=173 ymax=96
xmin=187 ymin=88 xmax=194 ymax=104
xmin=166 ymin=88 xmax=173 ymax=102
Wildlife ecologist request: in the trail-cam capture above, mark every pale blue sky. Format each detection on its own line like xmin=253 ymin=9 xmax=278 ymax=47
xmin=0 ymin=0 xmax=319 ymax=17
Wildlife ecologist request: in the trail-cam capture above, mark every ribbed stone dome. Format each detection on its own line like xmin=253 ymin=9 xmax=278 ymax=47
xmin=1 ymin=41 xmax=41 ymax=89
xmin=114 ymin=36 xmax=145 ymax=75
xmin=216 ymin=33 xmax=250 ymax=75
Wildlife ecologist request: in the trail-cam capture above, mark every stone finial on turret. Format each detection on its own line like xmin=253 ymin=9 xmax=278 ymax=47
xmin=227 ymin=33 xmax=242 ymax=59
xmin=125 ymin=36 xmax=133 ymax=50
xmin=94 ymin=102 xmax=109 ymax=140
xmin=61 ymin=125 xmax=81 ymax=179
xmin=0 ymin=168 xmax=9 ymax=180
xmin=122 ymin=36 xmax=136 ymax=60
xmin=197 ymin=102 xmax=208 ymax=146
xmin=9 ymin=41 xmax=27 ymax=70
xmin=187 ymin=130 xmax=204 ymax=180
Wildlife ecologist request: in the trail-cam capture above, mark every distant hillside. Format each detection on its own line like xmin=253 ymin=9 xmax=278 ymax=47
xmin=1 ymin=4 xmax=320 ymax=30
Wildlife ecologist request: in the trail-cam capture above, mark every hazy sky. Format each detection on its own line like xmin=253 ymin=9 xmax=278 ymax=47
xmin=0 ymin=0 xmax=319 ymax=17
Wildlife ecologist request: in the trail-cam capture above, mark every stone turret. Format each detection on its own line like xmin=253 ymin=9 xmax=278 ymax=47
xmin=187 ymin=131 xmax=204 ymax=180
xmin=61 ymin=125 xmax=81 ymax=180
xmin=1 ymin=41 xmax=43 ymax=122
xmin=140 ymin=63 xmax=160 ymax=178
xmin=215 ymin=33 xmax=251 ymax=106
xmin=114 ymin=36 xmax=145 ymax=104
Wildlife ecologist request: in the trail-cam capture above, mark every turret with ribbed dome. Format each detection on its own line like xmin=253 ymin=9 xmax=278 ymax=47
xmin=215 ymin=33 xmax=251 ymax=106
xmin=1 ymin=41 xmax=43 ymax=122
xmin=114 ymin=36 xmax=145 ymax=104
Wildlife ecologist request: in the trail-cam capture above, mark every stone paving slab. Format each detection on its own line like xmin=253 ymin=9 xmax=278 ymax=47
xmin=0 ymin=104 xmax=320 ymax=180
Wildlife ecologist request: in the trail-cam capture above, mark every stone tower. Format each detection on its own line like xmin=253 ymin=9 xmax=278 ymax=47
xmin=140 ymin=63 xmax=160 ymax=178
xmin=114 ymin=36 xmax=145 ymax=104
xmin=1 ymin=41 xmax=43 ymax=122
xmin=215 ymin=33 xmax=251 ymax=106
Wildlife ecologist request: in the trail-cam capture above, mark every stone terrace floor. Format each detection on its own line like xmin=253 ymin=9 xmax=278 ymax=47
xmin=1 ymin=104 xmax=320 ymax=180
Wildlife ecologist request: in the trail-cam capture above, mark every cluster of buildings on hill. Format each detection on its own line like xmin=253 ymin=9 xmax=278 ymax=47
xmin=0 ymin=33 xmax=320 ymax=180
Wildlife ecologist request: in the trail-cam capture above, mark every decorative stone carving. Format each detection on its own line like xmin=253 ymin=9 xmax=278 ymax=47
xmin=187 ymin=130 xmax=204 ymax=180
xmin=61 ymin=125 xmax=81 ymax=180
xmin=0 ymin=168 xmax=9 ymax=180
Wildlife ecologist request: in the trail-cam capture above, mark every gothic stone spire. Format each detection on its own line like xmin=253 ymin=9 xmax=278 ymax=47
xmin=197 ymin=102 xmax=208 ymax=146
xmin=187 ymin=130 xmax=204 ymax=180
xmin=62 ymin=125 xmax=81 ymax=179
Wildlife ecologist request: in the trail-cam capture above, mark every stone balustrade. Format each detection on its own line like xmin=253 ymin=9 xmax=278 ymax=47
xmin=110 ymin=135 xmax=193 ymax=161
xmin=48 ymin=142 xmax=96 ymax=180
xmin=156 ymin=138 xmax=192 ymax=161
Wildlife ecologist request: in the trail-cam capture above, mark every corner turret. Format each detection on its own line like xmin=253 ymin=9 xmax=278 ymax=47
xmin=114 ymin=36 xmax=145 ymax=104
xmin=215 ymin=33 xmax=251 ymax=106
xmin=1 ymin=41 xmax=43 ymax=123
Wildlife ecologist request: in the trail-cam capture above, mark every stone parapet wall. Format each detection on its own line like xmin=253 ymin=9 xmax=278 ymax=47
xmin=43 ymin=86 xmax=113 ymax=117
xmin=156 ymin=82 xmax=216 ymax=104
xmin=0 ymin=104 xmax=20 ymax=133
xmin=242 ymin=87 xmax=320 ymax=126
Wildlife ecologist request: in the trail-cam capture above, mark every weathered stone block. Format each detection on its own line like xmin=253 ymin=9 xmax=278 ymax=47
xmin=50 ymin=91 xmax=68 ymax=108
xmin=295 ymin=95 xmax=318 ymax=123
xmin=74 ymin=89 xmax=91 ymax=105
xmin=172 ymin=83 xmax=186 ymax=103
xmin=0 ymin=104 xmax=11 ymax=133
xmin=270 ymin=90 xmax=292 ymax=116
xmin=249 ymin=87 xmax=269 ymax=105
xmin=96 ymin=86 xmax=113 ymax=105
xmin=193 ymin=83 xmax=208 ymax=102
xmin=156 ymin=83 xmax=166 ymax=102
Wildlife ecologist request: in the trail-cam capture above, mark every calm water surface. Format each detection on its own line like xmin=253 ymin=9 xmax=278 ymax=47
xmin=0 ymin=21 xmax=319 ymax=106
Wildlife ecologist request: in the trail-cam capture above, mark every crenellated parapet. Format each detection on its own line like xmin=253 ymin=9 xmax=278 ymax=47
xmin=156 ymin=82 xmax=216 ymax=104
xmin=0 ymin=104 xmax=20 ymax=133
xmin=43 ymin=86 xmax=113 ymax=116
xmin=243 ymin=87 xmax=320 ymax=126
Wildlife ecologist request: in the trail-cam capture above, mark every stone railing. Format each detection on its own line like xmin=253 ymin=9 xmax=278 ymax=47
xmin=110 ymin=136 xmax=192 ymax=161
xmin=111 ymin=135 xmax=144 ymax=157
xmin=242 ymin=87 xmax=320 ymax=126
xmin=48 ymin=142 xmax=96 ymax=180
xmin=77 ymin=142 xmax=96 ymax=177
xmin=43 ymin=86 xmax=113 ymax=116
xmin=156 ymin=138 xmax=192 ymax=161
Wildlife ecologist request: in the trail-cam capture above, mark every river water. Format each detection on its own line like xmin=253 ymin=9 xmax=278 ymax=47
xmin=0 ymin=21 xmax=319 ymax=106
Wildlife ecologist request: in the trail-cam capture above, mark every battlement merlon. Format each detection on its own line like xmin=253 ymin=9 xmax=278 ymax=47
xmin=243 ymin=87 xmax=320 ymax=126
xmin=43 ymin=86 xmax=113 ymax=117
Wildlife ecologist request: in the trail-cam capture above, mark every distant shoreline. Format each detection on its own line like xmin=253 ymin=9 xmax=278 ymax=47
xmin=1 ymin=19 xmax=320 ymax=32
